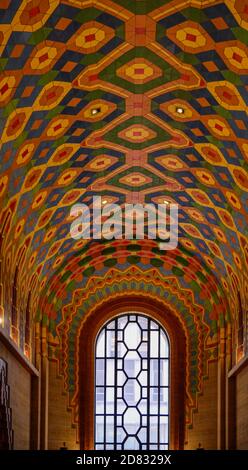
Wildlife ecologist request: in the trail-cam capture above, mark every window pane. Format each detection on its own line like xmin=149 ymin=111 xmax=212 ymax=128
xmin=150 ymin=331 xmax=159 ymax=357
xmin=96 ymin=359 xmax=104 ymax=385
xmin=106 ymin=388 xmax=114 ymax=413
xmin=106 ymin=359 xmax=115 ymax=386
xmin=96 ymin=330 xmax=105 ymax=356
xmin=95 ymin=415 xmax=104 ymax=442
xmin=161 ymin=359 xmax=169 ymax=386
xmin=161 ymin=416 xmax=169 ymax=443
xmin=160 ymin=332 xmax=169 ymax=358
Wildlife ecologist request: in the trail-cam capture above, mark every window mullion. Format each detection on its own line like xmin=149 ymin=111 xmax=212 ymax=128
xmin=103 ymin=327 xmax=107 ymax=449
xmin=147 ymin=318 xmax=150 ymax=450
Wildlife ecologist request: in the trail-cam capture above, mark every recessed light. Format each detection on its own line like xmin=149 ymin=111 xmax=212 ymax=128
xmin=164 ymin=200 xmax=169 ymax=205
xmin=91 ymin=107 xmax=101 ymax=116
xmin=176 ymin=107 xmax=184 ymax=115
xmin=102 ymin=199 xmax=108 ymax=205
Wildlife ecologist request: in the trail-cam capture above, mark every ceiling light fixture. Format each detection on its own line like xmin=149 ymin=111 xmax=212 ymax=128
xmin=91 ymin=107 xmax=101 ymax=116
xmin=102 ymin=199 xmax=108 ymax=205
xmin=176 ymin=107 xmax=184 ymax=115
xmin=164 ymin=200 xmax=169 ymax=205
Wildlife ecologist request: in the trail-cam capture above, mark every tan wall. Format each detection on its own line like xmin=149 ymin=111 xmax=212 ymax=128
xmin=236 ymin=364 xmax=248 ymax=449
xmin=48 ymin=360 xmax=79 ymax=450
xmin=0 ymin=340 xmax=31 ymax=449
xmin=185 ymin=361 xmax=218 ymax=450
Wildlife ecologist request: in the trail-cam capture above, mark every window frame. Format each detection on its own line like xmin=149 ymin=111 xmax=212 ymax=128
xmin=79 ymin=296 xmax=186 ymax=450
xmin=94 ymin=312 xmax=170 ymax=450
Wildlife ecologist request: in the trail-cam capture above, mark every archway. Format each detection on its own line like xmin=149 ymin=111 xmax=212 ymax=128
xmin=79 ymin=296 xmax=186 ymax=450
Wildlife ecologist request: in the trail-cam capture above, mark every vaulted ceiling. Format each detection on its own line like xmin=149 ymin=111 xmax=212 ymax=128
xmin=1 ymin=0 xmax=248 ymax=415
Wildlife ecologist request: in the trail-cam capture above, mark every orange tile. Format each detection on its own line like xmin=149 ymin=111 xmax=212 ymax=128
xmin=191 ymin=128 xmax=204 ymax=137
xmin=31 ymin=119 xmax=43 ymax=130
xmin=183 ymin=176 xmax=193 ymax=183
xmin=179 ymin=196 xmax=189 ymax=202
xmin=40 ymin=148 xmax=49 ymax=158
xmin=11 ymin=44 xmax=25 ymax=58
xmin=187 ymin=154 xmax=198 ymax=161
xmin=211 ymin=17 xmax=228 ymax=30
xmin=3 ymin=149 xmax=11 ymax=163
xmin=203 ymin=61 xmax=219 ymax=72
xmin=235 ymin=119 xmax=246 ymax=130
xmin=56 ymin=17 xmax=72 ymax=30
xmin=219 ymin=172 xmax=228 ymax=181
xmin=72 ymin=128 xmax=84 ymax=136
xmin=21 ymin=86 xmax=34 ymax=98
xmin=68 ymin=97 xmax=81 ymax=107
xmin=197 ymin=97 xmax=210 ymax=107
xmin=227 ymin=148 xmax=236 ymax=157
xmin=80 ymin=176 xmax=90 ymax=184
xmin=61 ymin=61 xmax=77 ymax=72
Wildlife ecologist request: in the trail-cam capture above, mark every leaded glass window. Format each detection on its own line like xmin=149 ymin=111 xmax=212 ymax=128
xmin=94 ymin=313 xmax=170 ymax=450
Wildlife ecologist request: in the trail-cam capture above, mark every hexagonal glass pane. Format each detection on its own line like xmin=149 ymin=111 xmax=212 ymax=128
xmin=123 ymin=379 xmax=141 ymax=406
xmin=124 ymin=351 xmax=141 ymax=378
xmin=124 ymin=322 xmax=141 ymax=349
xmin=123 ymin=408 xmax=141 ymax=434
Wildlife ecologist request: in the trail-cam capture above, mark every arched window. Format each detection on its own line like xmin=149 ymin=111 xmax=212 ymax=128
xmin=94 ymin=313 xmax=170 ymax=450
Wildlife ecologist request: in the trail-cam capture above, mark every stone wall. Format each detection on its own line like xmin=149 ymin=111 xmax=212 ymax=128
xmin=236 ymin=363 xmax=248 ymax=449
xmin=0 ymin=340 xmax=31 ymax=449
xmin=185 ymin=361 xmax=218 ymax=449
xmin=48 ymin=360 xmax=79 ymax=450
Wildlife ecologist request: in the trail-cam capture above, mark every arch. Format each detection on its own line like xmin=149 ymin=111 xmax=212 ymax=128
xmin=79 ymin=296 xmax=186 ymax=450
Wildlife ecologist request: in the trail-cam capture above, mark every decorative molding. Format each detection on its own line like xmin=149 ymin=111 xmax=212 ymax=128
xmin=228 ymin=355 xmax=248 ymax=378
xmin=0 ymin=329 xmax=39 ymax=377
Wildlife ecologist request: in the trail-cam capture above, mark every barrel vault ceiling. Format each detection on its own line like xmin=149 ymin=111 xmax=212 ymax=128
xmin=1 ymin=0 xmax=248 ymax=419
